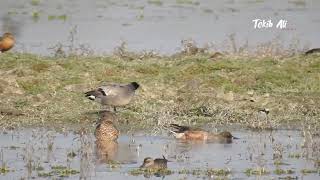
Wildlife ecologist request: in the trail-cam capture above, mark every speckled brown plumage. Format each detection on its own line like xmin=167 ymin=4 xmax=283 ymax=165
xmin=0 ymin=33 xmax=15 ymax=53
xmin=95 ymin=111 xmax=119 ymax=162
xmin=95 ymin=112 xmax=119 ymax=142
xmin=169 ymin=124 xmax=238 ymax=143
xmin=140 ymin=156 xmax=168 ymax=169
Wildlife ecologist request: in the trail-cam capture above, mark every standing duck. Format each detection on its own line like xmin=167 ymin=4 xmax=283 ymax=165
xmin=85 ymin=82 xmax=140 ymax=111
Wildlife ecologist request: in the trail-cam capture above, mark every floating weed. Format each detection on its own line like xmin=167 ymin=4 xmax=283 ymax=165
xmin=176 ymin=0 xmax=199 ymax=5
xmin=274 ymin=160 xmax=290 ymax=166
xmin=148 ymin=0 xmax=163 ymax=6
xmin=32 ymin=11 xmax=40 ymax=21
xmin=58 ymin=14 xmax=67 ymax=21
xmin=206 ymin=168 xmax=231 ymax=176
xmin=0 ymin=166 xmax=10 ymax=174
xmin=274 ymin=168 xmax=295 ymax=175
xmin=50 ymin=165 xmax=79 ymax=177
xmin=288 ymin=153 xmax=301 ymax=159
xmin=9 ymin=146 xmax=20 ymax=150
xmin=300 ymin=169 xmax=318 ymax=174
xmin=38 ymin=172 xmax=53 ymax=177
xmin=51 ymin=165 xmax=67 ymax=170
xmin=178 ymin=168 xmax=231 ymax=177
xmin=48 ymin=14 xmax=67 ymax=21
xmin=30 ymin=0 xmax=40 ymax=6
xmin=35 ymin=166 xmax=44 ymax=171
xmin=67 ymin=151 xmax=77 ymax=158
xmin=129 ymin=168 xmax=173 ymax=177
xmin=278 ymin=176 xmax=299 ymax=180
xmin=244 ymin=168 xmax=269 ymax=176
xmin=57 ymin=169 xmax=80 ymax=177
xmin=106 ymin=160 xmax=121 ymax=169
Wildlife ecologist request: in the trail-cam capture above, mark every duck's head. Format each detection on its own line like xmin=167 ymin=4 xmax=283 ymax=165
xmin=130 ymin=82 xmax=140 ymax=90
xmin=140 ymin=157 xmax=154 ymax=168
xmin=2 ymin=32 xmax=14 ymax=40
xmin=219 ymin=131 xmax=233 ymax=138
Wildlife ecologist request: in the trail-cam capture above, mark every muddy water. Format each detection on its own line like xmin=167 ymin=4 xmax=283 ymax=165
xmin=0 ymin=0 xmax=320 ymax=55
xmin=0 ymin=128 xmax=319 ymax=179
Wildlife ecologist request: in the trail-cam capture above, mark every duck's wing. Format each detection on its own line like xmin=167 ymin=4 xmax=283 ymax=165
xmin=85 ymin=84 xmax=125 ymax=99
xmin=169 ymin=124 xmax=192 ymax=133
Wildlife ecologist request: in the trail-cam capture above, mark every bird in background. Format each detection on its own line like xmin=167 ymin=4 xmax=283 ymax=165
xmin=0 ymin=32 xmax=15 ymax=53
xmin=85 ymin=82 xmax=140 ymax=111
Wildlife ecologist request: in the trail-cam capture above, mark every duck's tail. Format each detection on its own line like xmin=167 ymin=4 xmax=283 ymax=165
xmin=85 ymin=88 xmax=106 ymax=100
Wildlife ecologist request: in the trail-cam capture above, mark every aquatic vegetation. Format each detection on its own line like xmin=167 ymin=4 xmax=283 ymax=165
xmin=106 ymin=160 xmax=121 ymax=169
xmin=274 ymin=168 xmax=295 ymax=175
xmin=300 ymin=169 xmax=318 ymax=174
xmin=244 ymin=168 xmax=270 ymax=176
xmin=178 ymin=168 xmax=231 ymax=177
xmin=129 ymin=168 xmax=173 ymax=177
xmin=148 ymin=0 xmax=163 ymax=6
xmin=48 ymin=15 xmax=67 ymax=21
xmin=288 ymin=153 xmax=301 ymax=159
xmin=30 ymin=0 xmax=40 ymax=6
xmin=0 ymin=166 xmax=10 ymax=174
xmin=176 ymin=0 xmax=199 ymax=5
xmin=31 ymin=11 xmax=40 ymax=21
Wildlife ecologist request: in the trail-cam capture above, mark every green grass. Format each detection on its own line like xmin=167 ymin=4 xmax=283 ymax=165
xmin=0 ymin=52 xmax=319 ymax=131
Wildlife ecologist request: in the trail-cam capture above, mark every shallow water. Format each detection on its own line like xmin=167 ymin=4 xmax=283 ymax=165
xmin=0 ymin=128 xmax=319 ymax=179
xmin=0 ymin=0 xmax=320 ymax=55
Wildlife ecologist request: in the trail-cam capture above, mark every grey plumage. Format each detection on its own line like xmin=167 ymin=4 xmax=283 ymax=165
xmin=85 ymin=82 xmax=140 ymax=110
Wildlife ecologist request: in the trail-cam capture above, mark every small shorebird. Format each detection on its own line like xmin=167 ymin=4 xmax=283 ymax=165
xmin=85 ymin=82 xmax=140 ymax=111
xmin=0 ymin=32 xmax=15 ymax=53
xmin=169 ymin=124 xmax=238 ymax=143
xmin=140 ymin=156 xmax=169 ymax=169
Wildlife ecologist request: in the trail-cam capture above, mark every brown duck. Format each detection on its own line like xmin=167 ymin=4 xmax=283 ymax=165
xmin=95 ymin=111 xmax=119 ymax=161
xmin=95 ymin=111 xmax=119 ymax=142
xmin=0 ymin=32 xmax=15 ymax=53
xmin=85 ymin=82 xmax=140 ymax=111
xmin=169 ymin=124 xmax=238 ymax=143
xmin=140 ymin=156 xmax=169 ymax=169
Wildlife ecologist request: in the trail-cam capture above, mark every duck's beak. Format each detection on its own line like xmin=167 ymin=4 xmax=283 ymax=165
xmin=232 ymin=136 xmax=240 ymax=139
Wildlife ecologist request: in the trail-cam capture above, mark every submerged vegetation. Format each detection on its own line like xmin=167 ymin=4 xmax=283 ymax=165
xmin=0 ymin=51 xmax=319 ymax=132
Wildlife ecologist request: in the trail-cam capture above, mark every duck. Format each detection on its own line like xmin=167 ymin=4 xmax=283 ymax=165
xmin=0 ymin=32 xmax=15 ymax=53
xmin=95 ymin=111 xmax=119 ymax=142
xmin=169 ymin=124 xmax=238 ymax=143
xmin=95 ymin=111 xmax=119 ymax=161
xmin=140 ymin=156 xmax=168 ymax=169
xmin=305 ymin=48 xmax=320 ymax=55
xmin=85 ymin=82 xmax=140 ymax=111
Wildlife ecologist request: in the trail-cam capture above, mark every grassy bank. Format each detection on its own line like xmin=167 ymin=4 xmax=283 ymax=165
xmin=0 ymin=52 xmax=319 ymax=132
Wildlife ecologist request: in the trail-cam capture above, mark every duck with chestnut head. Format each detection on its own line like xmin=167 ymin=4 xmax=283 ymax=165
xmin=169 ymin=124 xmax=238 ymax=143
